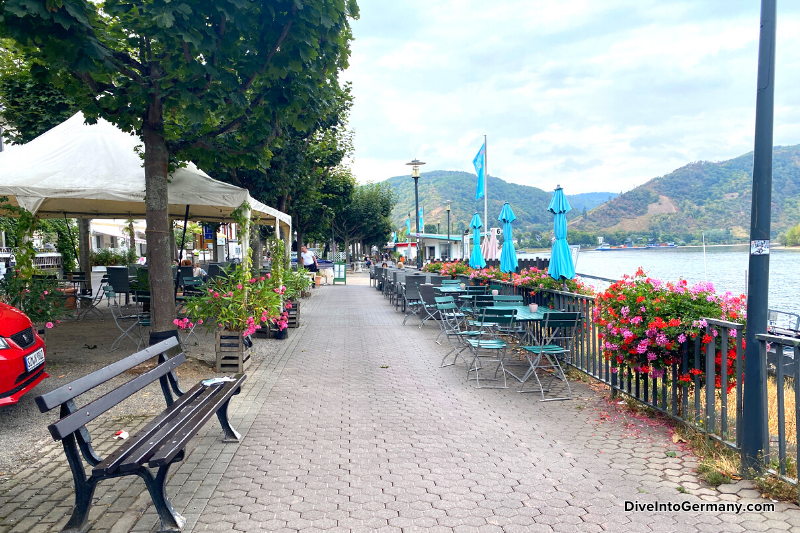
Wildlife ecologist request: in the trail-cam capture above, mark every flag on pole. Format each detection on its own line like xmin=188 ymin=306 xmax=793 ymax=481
xmin=405 ymin=217 xmax=411 ymax=233
xmin=392 ymin=231 xmax=396 ymax=243
xmin=418 ymin=206 xmax=424 ymax=230
xmin=473 ymin=143 xmax=485 ymax=200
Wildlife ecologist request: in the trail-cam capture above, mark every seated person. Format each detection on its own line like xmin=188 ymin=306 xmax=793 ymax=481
xmin=193 ymin=262 xmax=207 ymax=279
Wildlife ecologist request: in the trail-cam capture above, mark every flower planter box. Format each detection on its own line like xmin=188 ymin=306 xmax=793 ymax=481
xmin=287 ymin=301 xmax=300 ymax=328
xmin=215 ymin=330 xmax=252 ymax=373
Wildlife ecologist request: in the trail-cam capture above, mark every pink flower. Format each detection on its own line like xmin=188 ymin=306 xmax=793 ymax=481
xmin=250 ymin=278 xmax=256 ymax=283
xmin=43 ymin=290 xmax=48 ymax=295
xmin=173 ymin=319 xmax=181 ymax=326
xmin=285 ymin=301 xmax=292 ymax=309
xmin=198 ymin=319 xmax=203 ymax=325
xmin=677 ymin=333 xmax=687 ymax=344
xmin=45 ymin=322 xmax=54 ymax=329
xmin=214 ymin=292 xmax=220 ymax=298
xmin=56 ymin=320 xmax=60 ymax=325
xmin=237 ymin=284 xmax=243 ymax=290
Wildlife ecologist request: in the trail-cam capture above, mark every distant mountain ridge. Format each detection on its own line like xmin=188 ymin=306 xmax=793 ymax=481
xmin=571 ymin=144 xmax=800 ymax=239
xmin=385 ymin=170 xmax=617 ymax=235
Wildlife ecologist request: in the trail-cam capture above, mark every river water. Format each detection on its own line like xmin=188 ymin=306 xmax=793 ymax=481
xmin=521 ymin=245 xmax=800 ymax=317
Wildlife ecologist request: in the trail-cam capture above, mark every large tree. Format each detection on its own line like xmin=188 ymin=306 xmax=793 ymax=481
xmin=0 ymin=0 xmax=357 ymax=333
xmin=331 ymin=181 xmax=395 ymax=263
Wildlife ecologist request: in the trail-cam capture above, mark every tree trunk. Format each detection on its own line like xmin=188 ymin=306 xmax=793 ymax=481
xmin=143 ymin=115 xmax=176 ymax=334
xmin=296 ymin=227 xmax=304 ymax=255
xmin=78 ymin=219 xmax=92 ymax=294
xmin=343 ymin=237 xmax=351 ymax=264
xmin=250 ymin=225 xmax=263 ymax=271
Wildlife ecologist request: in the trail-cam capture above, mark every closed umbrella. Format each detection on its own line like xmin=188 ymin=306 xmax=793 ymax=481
xmin=469 ymin=213 xmax=486 ymax=268
xmin=498 ymin=202 xmax=518 ymax=273
xmin=481 ymin=229 xmax=499 ymax=260
xmin=547 ymin=185 xmax=575 ymax=280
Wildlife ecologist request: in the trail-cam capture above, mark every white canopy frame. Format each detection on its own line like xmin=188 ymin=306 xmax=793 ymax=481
xmin=0 ymin=113 xmax=291 ymax=240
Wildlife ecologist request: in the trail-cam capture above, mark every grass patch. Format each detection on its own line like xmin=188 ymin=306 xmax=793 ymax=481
xmin=754 ymin=473 xmax=797 ymax=502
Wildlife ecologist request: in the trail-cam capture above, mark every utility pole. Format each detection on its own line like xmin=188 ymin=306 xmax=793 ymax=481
xmin=742 ymin=0 xmax=777 ymax=474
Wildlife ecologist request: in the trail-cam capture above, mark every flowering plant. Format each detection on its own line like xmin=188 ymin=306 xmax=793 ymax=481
xmin=0 ymin=271 xmax=65 ymax=330
xmin=421 ymin=262 xmax=442 ymax=273
xmin=438 ymin=261 xmax=473 ymax=277
xmin=469 ymin=266 xmax=510 ymax=285
xmin=283 ymin=267 xmax=313 ymax=301
xmin=183 ymin=263 xmax=286 ymax=336
xmin=594 ymin=267 xmax=746 ymax=391
xmin=512 ymin=268 xmax=593 ymax=297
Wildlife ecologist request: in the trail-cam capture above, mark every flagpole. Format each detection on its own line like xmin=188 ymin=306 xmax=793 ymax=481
xmin=484 ymin=134 xmax=488 ymax=239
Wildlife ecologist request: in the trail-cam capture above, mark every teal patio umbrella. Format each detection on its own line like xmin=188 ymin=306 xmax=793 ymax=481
xmin=469 ymin=213 xmax=486 ymax=268
xmin=498 ymin=202 xmax=518 ymax=273
xmin=547 ymin=185 xmax=575 ymax=280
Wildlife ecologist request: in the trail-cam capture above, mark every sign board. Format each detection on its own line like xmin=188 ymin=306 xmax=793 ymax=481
xmin=203 ymin=224 xmax=214 ymax=241
xmin=333 ymin=262 xmax=347 ymax=285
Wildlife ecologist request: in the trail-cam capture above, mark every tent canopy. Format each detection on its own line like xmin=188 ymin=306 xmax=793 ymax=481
xmin=0 ymin=113 xmax=291 ymax=234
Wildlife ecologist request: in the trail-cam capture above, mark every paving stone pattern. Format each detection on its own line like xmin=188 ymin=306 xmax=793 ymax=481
xmin=4 ymin=274 xmax=800 ymax=532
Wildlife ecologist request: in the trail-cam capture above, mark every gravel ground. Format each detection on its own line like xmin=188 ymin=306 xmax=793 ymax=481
xmin=0 ymin=297 xmax=283 ymax=475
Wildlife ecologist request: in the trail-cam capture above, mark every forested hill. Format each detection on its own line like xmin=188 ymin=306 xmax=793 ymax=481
xmin=571 ymin=144 xmax=800 ymax=240
xmin=384 ymin=170 xmax=616 ymax=234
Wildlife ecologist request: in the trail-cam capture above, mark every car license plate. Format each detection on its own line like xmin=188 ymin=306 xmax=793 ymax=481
xmin=24 ymin=348 xmax=45 ymax=372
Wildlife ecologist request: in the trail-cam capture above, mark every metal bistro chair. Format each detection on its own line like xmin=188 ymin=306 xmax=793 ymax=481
xmin=106 ymin=266 xmax=132 ymax=305
xmin=441 ymin=279 xmax=460 ymax=286
xmin=435 ymin=296 xmax=474 ymax=367
xmin=401 ymin=275 xmax=426 ymax=312
xmin=428 ymin=275 xmax=446 ymax=287
xmin=104 ymin=287 xmax=143 ymax=351
xmin=402 ymin=282 xmax=425 ymax=326
xmin=465 ymin=308 xmax=517 ymax=388
xmin=492 ymin=295 xmax=527 ymax=339
xmin=181 ymin=276 xmax=205 ymax=296
xmin=416 ymin=283 xmax=440 ymax=329
xmin=518 ymin=311 xmax=581 ymax=401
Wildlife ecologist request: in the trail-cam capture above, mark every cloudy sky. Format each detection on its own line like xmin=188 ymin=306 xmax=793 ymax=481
xmin=342 ymin=0 xmax=800 ymax=194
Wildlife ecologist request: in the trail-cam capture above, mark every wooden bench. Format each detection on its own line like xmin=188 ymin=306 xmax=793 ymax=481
xmin=35 ymin=337 xmax=246 ymax=533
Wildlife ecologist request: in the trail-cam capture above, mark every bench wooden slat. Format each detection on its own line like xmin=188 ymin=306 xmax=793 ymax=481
xmin=92 ymin=382 xmax=206 ymax=476
xmin=148 ymin=376 xmax=246 ymax=467
xmin=117 ymin=383 xmax=223 ymax=472
xmin=36 ymin=338 xmax=180 ymax=412
xmin=47 ymin=353 xmax=186 ymax=441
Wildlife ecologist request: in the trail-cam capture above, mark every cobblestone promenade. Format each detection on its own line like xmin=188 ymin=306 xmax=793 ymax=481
xmin=2 ymin=274 xmax=800 ymax=532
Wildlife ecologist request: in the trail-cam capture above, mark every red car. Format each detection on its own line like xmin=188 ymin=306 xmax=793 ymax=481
xmin=0 ymin=302 xmax=48 ymax=406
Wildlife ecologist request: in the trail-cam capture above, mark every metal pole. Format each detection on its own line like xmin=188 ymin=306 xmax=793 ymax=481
xmin=414 ymin=176 xmax=421 ymax=269
xmin=484 ymin=134 xmax=488 ymax=241
xmin=742 ymin=0 xmax=777 ymax=475
xmin=447 ymin=207 xmax=451 ymax=261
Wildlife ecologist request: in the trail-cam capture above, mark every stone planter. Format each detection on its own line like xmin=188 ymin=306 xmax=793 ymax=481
xmin=215 ymin=330 xmax=252 ymax=373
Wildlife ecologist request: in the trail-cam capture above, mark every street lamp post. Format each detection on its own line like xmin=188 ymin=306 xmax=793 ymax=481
xmin=446 ymin=203 xmax=451 ymax=261
xmin=406 ymin=159 xmax=426 ymax=269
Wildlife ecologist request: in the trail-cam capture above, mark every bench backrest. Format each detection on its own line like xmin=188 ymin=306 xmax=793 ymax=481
xmin=35 ymin=338 xmax=185 ymax=441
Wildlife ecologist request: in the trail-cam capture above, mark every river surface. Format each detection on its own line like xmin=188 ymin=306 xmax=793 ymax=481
xmin=521 ymin=245 xmax=800 ymax=317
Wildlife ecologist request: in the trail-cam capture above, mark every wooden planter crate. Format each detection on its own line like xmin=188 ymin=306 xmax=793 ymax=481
xmin=287 ymin=301 xmax=300 ymax=328
xmin=215 ymin=330 xmax=252 ymax=373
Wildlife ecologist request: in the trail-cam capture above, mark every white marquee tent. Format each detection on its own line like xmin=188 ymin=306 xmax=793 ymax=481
xmin=0 ymin=113 xmax=291 ymax=236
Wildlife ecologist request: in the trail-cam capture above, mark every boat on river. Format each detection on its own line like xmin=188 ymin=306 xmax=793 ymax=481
xmin=594 ymin=243 xmax=650 ymax=251
xmin=646 ymin=243 xmax=678 ymax=248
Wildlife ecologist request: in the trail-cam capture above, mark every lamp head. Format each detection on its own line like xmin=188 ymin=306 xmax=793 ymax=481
xmin=406 ymin=158 xmax=426 ymax=179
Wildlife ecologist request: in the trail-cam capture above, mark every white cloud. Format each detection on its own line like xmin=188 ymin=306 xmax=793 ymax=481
xmin=343 ymin=1 xmax=800 ymax=192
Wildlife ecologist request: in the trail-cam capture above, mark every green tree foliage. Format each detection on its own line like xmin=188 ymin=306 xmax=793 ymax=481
xmin=785 ymin=223 xmax=800 ymax=247
xmin=0 ymin=0 xmax=358 ymax=332
xmin=0 ymin=40 xmax=76 ymax=144
xmin=331 ymin=182 xmax=396 ymax=263
xmin=424 ymin=223 xmax=437 ymax=233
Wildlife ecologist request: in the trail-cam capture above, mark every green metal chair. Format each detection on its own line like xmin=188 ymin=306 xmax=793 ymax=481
xmin=435 ymin=296 xmax=474 ymax=367
xmin=465 ymin=308 xmax=517 ymax=388
xmin=518 ymin=312 xmax=580 ymax=401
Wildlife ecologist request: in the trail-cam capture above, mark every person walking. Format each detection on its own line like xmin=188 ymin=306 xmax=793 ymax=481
xmin=300 ymin=245 xmax=319 ymax=272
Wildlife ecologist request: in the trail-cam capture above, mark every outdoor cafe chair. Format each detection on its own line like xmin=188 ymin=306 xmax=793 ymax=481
xmin=181 ymin=276 xmax=204 ymax=296
xmin=435 ymin=296 xmax=473 ymax=367
xmin=428 ymin=275 xmax=446 ymax=286
xmin=416 ymin=283 xmax=440 ymax=329
xmin=401 ymin=275 xmax=426 ymax=311
xmin=465 ymin=308 xmax=517 ymax=389
xmin=106 ymin=266 xmax=132 ymax=305
xmin=441 ymin=279 xmax=460 ymax=286
xmin=517 ymin=311 xmax=581 ymax=401
xmin=493 ymin=294 xmax=524 ymax=304
xmin=402 ymin=283 xmax=425 ymax=326
xmin=104 ymin=287 xmax=144 ymax=351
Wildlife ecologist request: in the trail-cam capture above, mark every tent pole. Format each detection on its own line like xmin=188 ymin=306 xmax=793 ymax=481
xmin=175 ymin=205 xmax=190 ymax=301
